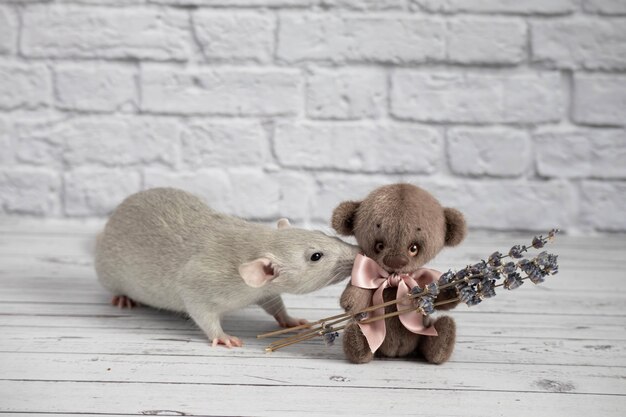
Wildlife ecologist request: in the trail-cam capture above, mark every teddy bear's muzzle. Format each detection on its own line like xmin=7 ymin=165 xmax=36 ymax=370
xmin=383 ymin=254 xmax=409 ymax=270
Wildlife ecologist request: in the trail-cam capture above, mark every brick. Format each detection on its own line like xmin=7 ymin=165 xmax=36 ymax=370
xmin=446 ymin=18 xmax=526 ymax=64
xmin=277 ymin=14 xmax=445 ymax=63
xmin=0 ymin=116 xmax=14 ymax=165
xmin=447 ymin=127 xmax=530 ymax=177
xmin=581 ymin=181 xmax=626 ymax=231
xmin=534 ymin=128 xmax=626 ymax=179
xmin=531 ymin=19 xmax=626 ymax=70
xmin=310 ymin=173 xmax=392 ymax=222
xmin=54 ymin=63 xmax=137 ymax=112
xmin=64 ymin=168 xmax=141 ymax=216
xmin=63 ymin=117 xmax=181 ymax=167
xmin=306 ymin=67 xmax=386 ymax=120
xmin=275 ymin=122 xmax=442 ymax=174
xmin=193 ymin=11 xmax=275 ymax=62
xmin=16 ymin=116 xmax=181 ymax=168
xmin=11 ymin=111 xmax=67 ymax=167
xmin=0 ymin=168 xmax=60 ymax=215
xmin=409 ymin=179 xmax=573 ymax=230
xmin=57 ymin=1 xmax=144 ymax=4
xmin=0 ymin=117 xmax=13 ymax=164
xmin=269 ymin=170 xmax=316 ymax=221
xmin=228 ymin=168 xmax=281 ymax=219
xmin=141 ymin=66 xmax=300 ymax=116
xmin=182 ymin=120 xmax=269 ymax=169
xmin=0 ymin=6 xmax=17 ymax=54
xmin=573 ymin=75 xmax=626 ymax=126
xmin=21 ymin=5 xmax=190 ymax=60
xmin=583 ymin=0 xmax=626 ymax=15
xmin=144 ymin=168 xmax=281 ymax=219
xmin=0 ymin=62 xmax=51 ymax=110
xmin=149 ymin=0 xmax=315 ymax=5
xmin=321 ymin=0 xmax=406 ymax=10
xmin=391 ymin=70 xmax=562 ymax=124
xmin=412 ymin=0 xmax=577 ymax=15
xmin=144 ymin=169 xmax=233 ymax=215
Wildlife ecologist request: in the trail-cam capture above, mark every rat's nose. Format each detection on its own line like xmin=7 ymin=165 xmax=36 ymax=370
xmin=383 ymin=254 xmax=409 ymax=270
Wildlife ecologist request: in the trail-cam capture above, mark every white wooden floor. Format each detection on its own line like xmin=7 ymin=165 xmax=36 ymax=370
xmin=0 ymin=220 xmax=625 ymax=416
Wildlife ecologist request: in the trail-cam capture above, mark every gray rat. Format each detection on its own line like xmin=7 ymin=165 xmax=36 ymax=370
xmin=95 ymin=187 xmax=359 ymax=347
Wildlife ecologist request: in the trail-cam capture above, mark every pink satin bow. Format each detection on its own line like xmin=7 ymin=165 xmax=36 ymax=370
xmin=351 ymin=253 xmax=440 ymax=353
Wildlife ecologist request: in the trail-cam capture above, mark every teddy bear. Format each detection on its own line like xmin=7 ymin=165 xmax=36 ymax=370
xmin=331 ymin=183 xmax=467 ymax=364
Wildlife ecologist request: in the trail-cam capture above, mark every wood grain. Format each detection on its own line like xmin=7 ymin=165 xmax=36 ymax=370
xmin=0 ymin=221 xmax=624 ymax=416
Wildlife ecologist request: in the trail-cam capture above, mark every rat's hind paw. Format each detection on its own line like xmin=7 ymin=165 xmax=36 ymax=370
xmin=211 ymin=334 xmax=243 ymax=348
xmin=111 ymin=295 xmax=139 ymax=309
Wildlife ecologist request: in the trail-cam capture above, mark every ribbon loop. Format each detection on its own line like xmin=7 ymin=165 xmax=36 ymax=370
xmin=350 ymin=254 xmax=440 ymax=353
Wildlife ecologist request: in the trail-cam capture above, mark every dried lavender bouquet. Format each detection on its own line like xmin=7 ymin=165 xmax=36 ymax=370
xmin=259 ymin=229 xmax=560 ymax=352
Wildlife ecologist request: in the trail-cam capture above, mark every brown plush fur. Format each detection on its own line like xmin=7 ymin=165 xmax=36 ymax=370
xmin=332 ymin=183 xmax=467 ymax=364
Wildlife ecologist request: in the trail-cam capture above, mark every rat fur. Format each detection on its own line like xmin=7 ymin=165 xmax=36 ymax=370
xmin=95 ymin=187 xmax=359 ymax=347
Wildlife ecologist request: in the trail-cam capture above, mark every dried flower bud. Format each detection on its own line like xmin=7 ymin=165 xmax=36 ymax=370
xmin=470 ymin=261 xmax=488 ymax=275
xmin=479 ymin=280 xmax=497 ymax=299
xmin=455 ymin=268 xmax=469 ymax=280
xmin=323 ymin=331 xmax=339 ymax=346
xmin=457 ymin=286 xmax=476 ymax=303
xmin=465 ymin=276 xmax=482 ymax=286
xmin=438 ymin=270 xmax=454 ymax=286
xmin=532 ymin=236 xmax=545 ymax=249
xmin=509 ymin=245 xmax=526 ymax=258
xmin=504 ymin=272 xmax=524 ymax=290
xmin=488 ymin=251 xmax=503 ymax=267
xmin=502 ymin=261 xmax=517 ymax=275
xmin=425 ymin=282 xmax=439 ymax=296
xmin=410 ymin=285 xmax=424 ymax=296
xmin=416 ymin=296 xmax=435 ymax=315
xmin=466 ymin=295 xmax=482 ymax=306
xmin=536 ymin=252 xmax=559 ymax=273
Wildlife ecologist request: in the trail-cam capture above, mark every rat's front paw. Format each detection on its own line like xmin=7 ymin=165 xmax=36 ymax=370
xmin=211 ymin=334 xmax=243 ymax=348
xmin=275 ymin=314 xmax=309 ymax=328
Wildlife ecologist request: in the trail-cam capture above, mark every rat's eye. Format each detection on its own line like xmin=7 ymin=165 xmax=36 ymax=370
xmin=374 ymin=241 xmax=384 ymax=253
xmin=409 ymin=243 xmax=419 ymax=256
xmin=310 ymin=252 xmax=323 ymax=262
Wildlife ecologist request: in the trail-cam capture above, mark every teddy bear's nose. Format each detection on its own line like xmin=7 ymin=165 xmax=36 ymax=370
xmin=383 ymin=254 xmax=409 ymax=270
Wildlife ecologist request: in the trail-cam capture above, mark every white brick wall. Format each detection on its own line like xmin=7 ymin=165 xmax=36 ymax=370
xmin=1 ymin=0 xmax=625 ymax=235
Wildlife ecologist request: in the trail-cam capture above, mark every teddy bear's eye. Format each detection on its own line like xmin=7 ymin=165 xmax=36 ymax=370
xmin=374 ymin=241 xmax=384 ymax=253
xmin=409 ymin=243 xmax=419 ymax=256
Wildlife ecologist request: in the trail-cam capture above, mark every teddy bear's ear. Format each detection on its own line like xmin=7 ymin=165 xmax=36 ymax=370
xmin=444 ymin=207 xmax=467 ymax=247
xmin=331 ymin=201 xmax=360 ymax=236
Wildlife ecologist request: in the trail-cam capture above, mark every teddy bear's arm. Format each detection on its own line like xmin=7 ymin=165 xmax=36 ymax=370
xmin=340 ymin=283 xmax=373 ymax=313
xmin=434 ymin=287 xmax=461 ymax=310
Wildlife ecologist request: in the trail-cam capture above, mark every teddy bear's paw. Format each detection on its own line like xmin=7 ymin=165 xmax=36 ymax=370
xmin=419 ymin=316 xmax=456 ymax=364
xmin=343 ymin=322 xmax=374 ymax=364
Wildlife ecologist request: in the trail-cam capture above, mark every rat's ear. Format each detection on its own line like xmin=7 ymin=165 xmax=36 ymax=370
xmin=276 ymin=218 xmax=291 ymax=229
xmin=331 ymin=201 xmax=360 ymax=236
xmin=444 ymin=207 xmax=467 ymax=247
xmin=238 ymin=257 xmax=278 ymax=288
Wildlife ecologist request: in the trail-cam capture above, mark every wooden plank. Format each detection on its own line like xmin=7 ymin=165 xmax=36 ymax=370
xmin=1 ymin=380 xmax=624 ymax=417
xmin=2 ymin=264 xmax=622 ymax=293
xmin=2 ymin=352 xmax=624 ymax=396
xmin=0 ymin=304 xmax=624 ymax=342
xmin=2 ymin=286 xmax=617 ymax=317
xmin=0 ymin=325 xmax=623 ymax=367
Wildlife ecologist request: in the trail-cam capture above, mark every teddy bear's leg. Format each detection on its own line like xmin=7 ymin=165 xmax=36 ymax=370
xmin=418 ymin=316 xmax=456 ymax=364
xmin=343 ymin=321 xmax=374 ymax=364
